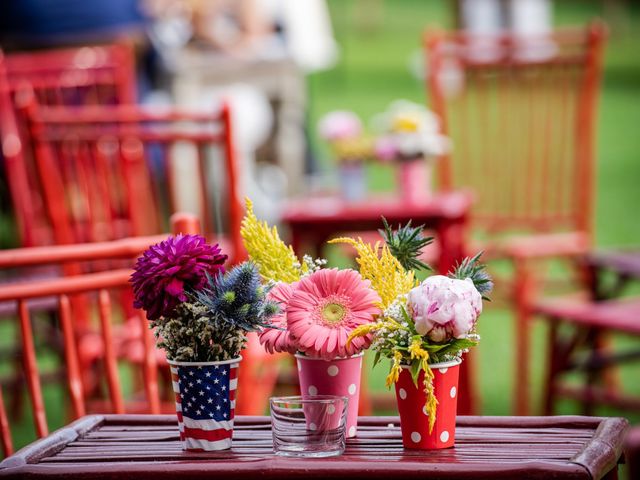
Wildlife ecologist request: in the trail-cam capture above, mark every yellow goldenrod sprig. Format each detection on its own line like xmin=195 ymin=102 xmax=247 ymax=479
xmin=385 ymin=350 xmax=404 ymax=389
xmin=346 ymin=322 xmax=381 ymax=347
xmin=408 ymin=339 xmax=438 ymax=433
xmin=240 ymin=198 xmax=302 ymax=283
xmin=328 ymin=237 xmax=415 ymax=309
xmin=423 ymin=371 xmax=438 ymax=434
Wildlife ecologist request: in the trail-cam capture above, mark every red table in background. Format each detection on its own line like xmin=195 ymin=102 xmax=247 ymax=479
xmin=282 ymin=191 xmax=476 ymax=413
xmin=0 ymin=415 xmax=627 ymax=479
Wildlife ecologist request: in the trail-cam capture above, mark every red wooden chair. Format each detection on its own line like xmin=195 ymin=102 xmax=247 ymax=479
xmin=534 ymin=250 xmax=640 ymax=416
xmin=425 ymin=22 xmax=607 ymax=414
xmin=0 ymin=244 xmax=162 ymax=458
xmin=0 ymin=43 xmax=136 ymax=247
xmin=21 ymin=101 xmax=245 ymax=265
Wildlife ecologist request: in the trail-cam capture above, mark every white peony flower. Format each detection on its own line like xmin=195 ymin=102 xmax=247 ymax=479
xmin=408 ymin=275 xmax=482 ymax=342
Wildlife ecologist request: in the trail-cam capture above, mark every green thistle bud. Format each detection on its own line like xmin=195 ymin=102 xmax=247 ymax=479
xmin=222 ymin=291 xmax=236 ymax=303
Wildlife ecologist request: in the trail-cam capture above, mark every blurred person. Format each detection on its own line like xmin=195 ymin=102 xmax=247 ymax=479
xmin=0 ymin=0 xmax=147 ymax=48
xmin=459 ymin=0 xmax=552 ymax=35
xmin=0 ymin=0 xmax=161 ymax=96
xmin=458 ymin=0 xmax=555 ymax=62
xmin=155 ymin=0 xmax=337 ymax=221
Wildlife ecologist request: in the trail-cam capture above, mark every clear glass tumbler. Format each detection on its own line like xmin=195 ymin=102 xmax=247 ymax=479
xmin=270 ymin=395 xmax=349 ymax=457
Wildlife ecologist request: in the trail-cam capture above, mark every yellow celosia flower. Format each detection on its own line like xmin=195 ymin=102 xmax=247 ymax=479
xmin=385 ymin=350 xmax=404 ymax=389
xmin=423 ymin=368 xmax=438 ymax=434
xmin=240 ymin=198 xmax=301 ymax=283
xmin=328 ymin=237 xmax=415 ymax=309
xmin=408 ymin=339 xmax=438 ymax=433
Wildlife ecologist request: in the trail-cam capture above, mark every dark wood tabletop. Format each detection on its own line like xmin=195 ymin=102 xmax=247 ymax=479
xmin=0 ymin=415 xmax=627 ymax=480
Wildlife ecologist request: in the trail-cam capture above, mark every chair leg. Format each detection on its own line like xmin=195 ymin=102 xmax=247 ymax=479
xmin=513 ymin=257 xmax=537 ymax=415
xmin=543 ymin=321 xmax=560 ymax=415
xmin=358 ymin=364 xmax=373 ymax=415
xmin=235 ymin=334 xmax=283 ymax=415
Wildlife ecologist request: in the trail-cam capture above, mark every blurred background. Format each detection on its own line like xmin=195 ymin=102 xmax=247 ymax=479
xmin=0 ymin=0 xmax=639 ymax=474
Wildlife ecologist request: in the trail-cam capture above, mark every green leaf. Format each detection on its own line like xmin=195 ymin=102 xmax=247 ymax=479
xmin=410 ymin=360 xmax=421 ymax=387
xmin=372 ymin=351 xmax=382 ymax=368
xmin=436 ymin=338 xmax=478 ymax=357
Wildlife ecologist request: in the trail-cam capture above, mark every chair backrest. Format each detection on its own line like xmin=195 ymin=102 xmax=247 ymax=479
xmin=22 ymin=101 xmax=245 ymax=264
xmin=0 ymin=44 xmax=136 ymax=247
xmin=425 ymin=22 xmax=606 ymax=239
xmin=3 ymin=44 xmax=136 ymax=106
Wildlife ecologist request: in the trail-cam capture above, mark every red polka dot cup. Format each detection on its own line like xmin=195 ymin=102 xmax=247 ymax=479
xmin=394 ymin=358 xmax=461 ymax=449
xmin=295 ymin=353 xmax=363 ymax=438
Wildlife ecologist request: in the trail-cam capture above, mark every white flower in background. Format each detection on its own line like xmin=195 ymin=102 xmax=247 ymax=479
xmin=408 ymin=275 xmax=482 ymax=343
xmin=372 ymin=100 xmax=450 ymax=159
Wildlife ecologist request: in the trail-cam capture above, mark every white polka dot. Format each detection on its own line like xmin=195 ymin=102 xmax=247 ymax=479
xmin=411 ymin=432 xmax=421 ymax=443
xmin=422 ymin=406 xmax=428 ymax=415
xmin=327 ymin=404 xmax=336 ymax=414
xmin=348 ymin=426 xmax=356 ymax=437
xmin=440 ymin=431 xmax=449 ymax=443
xmin=398 ymin=388 xmax=407 ymax=400
xmin=450 ymin=386 xmax=457 ymax=398
xmin=327 ymin=365 xmax=339 ymax=376
xmin=348 ymin=384 xmax=357 ymax=395
xmin=309 ymin=423 xmax=317 ymax=431
xmin=308 ymin=385 xmax=318 ymax=395
xmin=439 ymin=367 xmax=448 ymax=374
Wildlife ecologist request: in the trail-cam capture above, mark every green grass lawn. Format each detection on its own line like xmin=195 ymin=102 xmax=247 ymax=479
xmin=310 ymin=0 xmax=640 ymax=421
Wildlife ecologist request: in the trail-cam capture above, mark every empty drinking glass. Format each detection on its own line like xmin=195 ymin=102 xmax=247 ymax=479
xmin=270 ymin=395 xmax=348 ymax=457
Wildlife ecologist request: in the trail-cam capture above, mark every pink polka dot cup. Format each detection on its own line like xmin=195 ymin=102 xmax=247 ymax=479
xmin=394 ymin=358 xmax=461 ymax=449
xmin=295 ymin=353 xmax=363 ymax=438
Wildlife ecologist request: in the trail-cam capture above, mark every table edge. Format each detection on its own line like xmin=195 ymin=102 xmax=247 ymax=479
xmin=570 ymin=416 xmax=629 ymax=480
xmin=0 ymin=415 xmax=105 ymax=470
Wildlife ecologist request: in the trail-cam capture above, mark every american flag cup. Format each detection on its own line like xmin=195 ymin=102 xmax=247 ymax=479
xmin=168 ymin=357 xmax=241 ymax=451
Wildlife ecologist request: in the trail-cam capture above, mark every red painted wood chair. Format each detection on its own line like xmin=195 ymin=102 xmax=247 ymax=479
xmin=0 ymin=244 xmax=163 ymax=458
xmin=534 ymin=250 xmax=640 ymax=416
xmin=0 ymin=44 xmax=136 ymax=247
xmin=425 ymin=22 xmax=607 ymax=414
xmin=21 ymin=101 xmax=245 ymax=265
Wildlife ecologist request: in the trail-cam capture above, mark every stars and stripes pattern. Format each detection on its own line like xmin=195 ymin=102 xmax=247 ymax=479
xmin=170 ymin=361 xmax=239 ymax=451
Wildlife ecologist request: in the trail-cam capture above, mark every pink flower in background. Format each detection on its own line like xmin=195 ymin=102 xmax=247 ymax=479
xmin=287 ymin=269 xmax=381 ymax=360
xmin=259 ymin=282 xmax=298 ymax=354
xmin=408 ymin=275 xmax=482 ymax=343
xmin=318 ymin=111 xmax=363 ymax=141
xmin=374 ymin=135 xmax=398 ymax=163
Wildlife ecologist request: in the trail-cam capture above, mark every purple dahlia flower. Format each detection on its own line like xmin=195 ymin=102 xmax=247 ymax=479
xmin=131 ymin=234 xmax=227 ymax=320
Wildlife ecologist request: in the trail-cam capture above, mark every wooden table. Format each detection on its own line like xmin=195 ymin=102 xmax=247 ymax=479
xmin=282 ymin=191 xmax=472 ymax=276
xmin=0 ymin=415 xmax=627 ymax=479
xmin=282 ymin=190 xmax=475 ymax=413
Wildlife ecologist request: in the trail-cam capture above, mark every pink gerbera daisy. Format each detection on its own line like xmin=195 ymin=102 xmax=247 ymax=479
xmin=287 ymin=268 xmax=381 ymax=360
xmin=259 ymin=282 xmax=298 ymax=354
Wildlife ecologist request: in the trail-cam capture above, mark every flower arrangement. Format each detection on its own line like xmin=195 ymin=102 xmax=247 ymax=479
xmin=318 ymin=110 xmax=376 ymax=165
xmin=340 ymin=221 xmax=492 ymax=433
xmin=372 ymin=100 xmax=450 ymax=163
xmin=241 ymin=199 xmax=491 ymax=438
xmin=130 ymin=234 xmax=279 ymax=362
xmin=240 ymin=199 xmax=381 ymax=360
